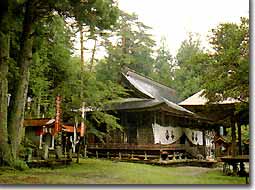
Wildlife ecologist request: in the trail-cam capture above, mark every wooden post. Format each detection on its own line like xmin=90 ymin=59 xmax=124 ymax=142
xmin=84 ymin=144 xmax=87 ymax=158
xmin=173 ymin=152 xmax=176 ymax=160
xmin=237 ymin=123 xmax=242 ymax=155
xmin=119 ymin=152 xmax=122 ymax=160
xmin=43 ymin=144 xmax=49 ymax=160
xmin=51 ymin=135 xmax=54 ymax=149
xmin=95 ymin=144 xmax=98 ymax=159
xmin=202 ymin=130 xmax=206 ymax=159
xmin=144 ymin=151 xmax=148 ymax=160
xmin=231 ymin=116 xmax=237 ymax=157
xmin=230 ymin=115 xmax=238 ymax=176
xmin=96 ymin=150 xmax=98 ymax=159
xmin=39 ymin=133 xmax=43 ymax=149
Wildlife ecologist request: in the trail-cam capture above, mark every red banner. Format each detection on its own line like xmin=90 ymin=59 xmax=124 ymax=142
xmin=53 ymin=95 xmax=61 ymax=136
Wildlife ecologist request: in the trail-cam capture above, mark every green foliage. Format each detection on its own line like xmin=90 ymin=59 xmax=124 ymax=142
xmin=225 ymin=125 xmax=249 ymax=142
xmin=1 ymin=0 xmax=120 ymax=166
xmin=27 ymin=15 xmax=73 ymax=118
xmin=172 ymin=33 xmax=207 ymax=100
xmin=202 ymin=17 xmax=249 ymax=103
xmin=12 ymin=159 xmax=29 ymax=171
xmin=54 ymin=56 xmax=127 ymax=140
xmin=91 ymin=111 xmax=122 ymax=131
xmin=150 ymin=37 xmax=175 ymax=88
xmin=96 ymin=11 xmax=156 ymax=82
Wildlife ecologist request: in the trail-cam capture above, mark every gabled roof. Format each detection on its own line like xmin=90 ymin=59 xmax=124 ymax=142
xmin=24 ymin=118 xmax=55 ymax=127
xmin=179 ymin=90 xmax=239 ymax=106
xmin=213 ymin=136 xmax=230 ymax=144
xmin=106 ymin=98 xmax=194 ymax=116
xmin=178 ymin=90 xmax=245 ymax=125
xmin=121 ymin=68 xmax=178 ymax=103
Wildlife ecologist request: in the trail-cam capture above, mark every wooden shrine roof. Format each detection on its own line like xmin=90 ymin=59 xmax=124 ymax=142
xmin=179 ymin=90 xmax=249 ymax=126
xmin=24 ymin=118 xmax=55 ymax=127
xmin=121 ymin=67 xmax=178 ymax=103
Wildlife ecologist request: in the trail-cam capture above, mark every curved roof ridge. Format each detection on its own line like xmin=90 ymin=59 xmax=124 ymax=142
xmin=122 ymin=67 xmax=176 ymax=93
xmin=121 ymin=67 xmax=177 ymax=103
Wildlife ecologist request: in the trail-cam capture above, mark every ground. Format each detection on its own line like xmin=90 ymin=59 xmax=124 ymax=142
xmin=0 ymin=158 xmax=248 ymax=184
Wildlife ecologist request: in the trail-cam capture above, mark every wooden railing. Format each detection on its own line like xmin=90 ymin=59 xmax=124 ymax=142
xmin=87 ymin=143 xmax=187 ymax=151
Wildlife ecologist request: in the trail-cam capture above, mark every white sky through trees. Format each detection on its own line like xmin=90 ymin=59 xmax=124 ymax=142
xmin=74 ymin=0 xmax=249 ymax=61
xmin=118 ymin=0 xmax=249 ymax=55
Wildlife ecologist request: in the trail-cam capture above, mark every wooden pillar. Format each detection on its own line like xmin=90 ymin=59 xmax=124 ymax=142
xmin=237 ymin=123 xmax=242 ymax=155
xmin=131 ymin=151 xmax=134 ymax=159
xmin=231 ymin=116 xmax=237 ymax=157
xmin=153 ymin=111 xmax=156 ymax=124
xmin=95 ymin=144 xmax=98 ymax=159
xmin=161 ymin=111 xmax=165 ymax=126
xmin=84 ymin=144 xmax=87 ymax=158
xmin=123 ymin=112 xmax=128 ymax=143
xmin=96 ymin=150 xmax=98 ymax=159
xmin=39 ymin=133 xmax=43 ymax=149
xmin=202 ymin=130 xmax=206 ymax=158
xmin=144 ymin=151 xmax=148 ymax=160
xmin=136 ymin=113 xmax=140 ymax=144
xmin=51 ymin=135 xmax=55 ymax=149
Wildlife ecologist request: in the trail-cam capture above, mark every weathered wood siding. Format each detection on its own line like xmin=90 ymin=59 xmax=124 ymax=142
xmin=25 ymin=127 xmax=40 ymax=145
xmin=137 ymin=112 xmax=154 ymax=144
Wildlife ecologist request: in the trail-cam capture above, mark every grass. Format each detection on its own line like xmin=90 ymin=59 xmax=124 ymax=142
xmin=0 ymin=158 xmax=248 ymax=184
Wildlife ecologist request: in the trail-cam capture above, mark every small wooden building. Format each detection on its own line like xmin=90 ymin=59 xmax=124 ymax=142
xmin=213 ymin=136 xmax=231 ymax=157
xmin=24 ymin=118 xmax=56 ymax=150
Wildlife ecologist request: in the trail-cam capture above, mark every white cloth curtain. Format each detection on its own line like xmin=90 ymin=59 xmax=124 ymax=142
xmin=183 ymin=128 xmax=203 ymax=145
xmin=152 ymin=123 xmax=183 ymax=144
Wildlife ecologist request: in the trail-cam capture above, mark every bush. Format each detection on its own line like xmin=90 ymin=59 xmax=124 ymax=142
xmin=13 ymin=160 xmax=29 ymax=171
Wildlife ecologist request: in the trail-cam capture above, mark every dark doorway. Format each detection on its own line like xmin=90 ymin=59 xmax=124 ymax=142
xmin=180 ymin=134 xmax=186 ymax=144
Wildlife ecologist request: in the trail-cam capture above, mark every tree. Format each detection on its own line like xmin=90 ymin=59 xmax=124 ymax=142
xmin=202 ymin=17 xmax=249 ymax=104
xmin=55 ymin=57 xmax=127 ymax=142
xmin=27 ymin=15 xmax=73 ymax=118
xmin=151 ymin=37 xmax=175 ymax=88
xmin=0 ymin=0 xmax=120 ymax=165
xmin=0 ymin=0 xmax=13 ymax=165
xmin=96 ymin=11 xmax=156 ymax=82
xmin=173 ymin=33 xmax=208 ymax=100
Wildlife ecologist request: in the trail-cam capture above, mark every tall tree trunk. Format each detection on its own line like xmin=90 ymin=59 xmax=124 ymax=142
xmin=231 ymin=116 xmax=236 ymax=157
xmin=0 ymin=0 xmax=12 ymax=165
xmin=80 ymin=24 xmax=84 ymax=70
xmin=36 ymin=92 xmax=41 ymax=118
xmin=89 ymin=39 xmax=97 ymax=72
xmin=7 ymin=0 xmax=34 ymax=160
xmin=237 ymin=122 xmax=242 ymax=155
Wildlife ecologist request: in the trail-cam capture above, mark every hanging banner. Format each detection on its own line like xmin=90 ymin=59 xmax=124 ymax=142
xmin=152 ymin=123 xmax=183 ymax=144
xmin=80 ymin=102 xmax=86 ymax=137
xmin=152 ymin=123 xmax=206 ymax=145
xmin=183 ymin=128 xmax=203 ymax=145
xmin=53 ymin=95 xmax=61 ymax=136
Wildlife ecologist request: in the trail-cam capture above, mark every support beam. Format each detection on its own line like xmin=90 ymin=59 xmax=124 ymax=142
xmin=231 ymin=116 xmax=237 ymax=157
xmin=144 ymin=151 xmax=148 ymax=160
xmin=39 ymin=133 xmax=43 ymax=149
xmin=50 ymin=135 xmax=54 ymax=150
xmin=238 ymin=123 xmax=242 ymax=155
xmin=202 ymin=130 xmax=206 ymax=158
